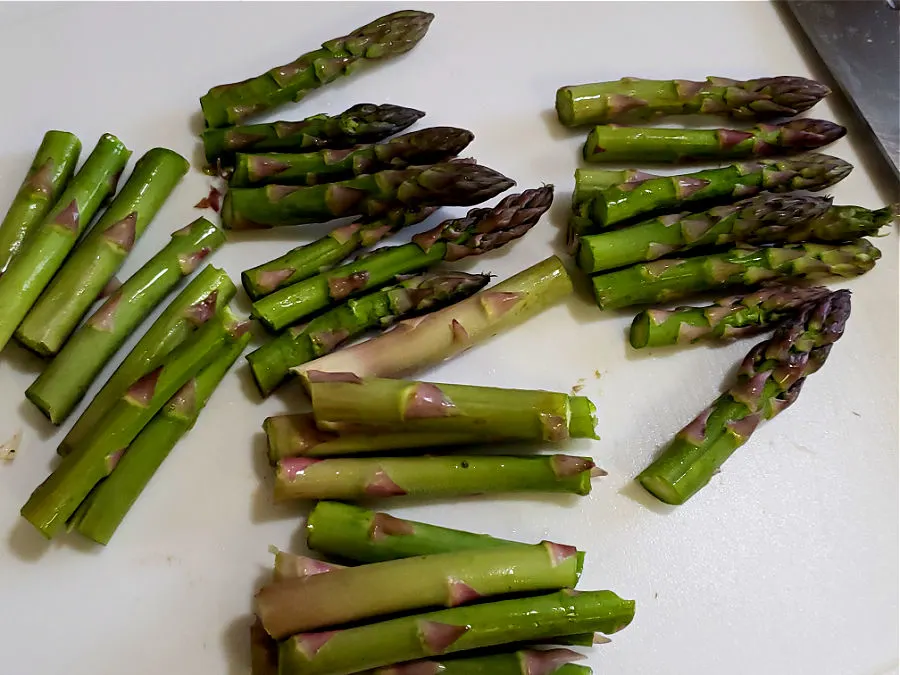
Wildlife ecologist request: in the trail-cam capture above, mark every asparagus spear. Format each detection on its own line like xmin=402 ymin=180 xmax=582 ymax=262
xmin=629 ymin=285 xmax=832 ymax=349
xmin=583 ymin=119 xmax=846 ymax=163
xmin=274 ymin=454 xmax=599 ymax=502
xmin=20 ymin=309 xmax=250 ymax=539
xmin=15 ymin=148 xmax=189 ymax=355
xmin=0 ymin=134 xmax=131 ymax=352
xmin=257 ymin=542 xmax=584 ymax=639
xmin=200 ymin=11 xmax=435 ymax=128
xmin=230 ymin=127 xmax=474 ymax=187
xmin=292 ymin=255 xmax=573 ymax=381
xmin=25 ymin=218 xmax=227 ymax=425
xmin=251 ymin=187 xmax=551 ymax=331
xmin=242 ymin=208 xmax=434 ymax=300
xmin=71 ymin=332 xmax=251 ymax=544
xmin=222 ymin=161 xmax=517 ymax=230
xmin=591 ymin=239 xmax=880 ymax=310
xmin=638 ymin=290 xmax=851 ymax=504
xmin=58 ymin=265 xmax=236 ymax=456
xmin=277 ymin=589 xmax=635 ymax=675
xmin=588 ymin=153 xmax=853 ymax=229
xmin=308 ymin=376 xmax=598 ymax=442
xmin=0 ymin=130 xmax=81 ymax=273
xmin=248 ymin=271 xmax=491 ymax=396
xmin=371 ymin=649 xmax=591 ymax=675
xmin=201 ymin=103 xmax=425 ymax=165
xmin=556 ymin=75 xmax=831 ymax=127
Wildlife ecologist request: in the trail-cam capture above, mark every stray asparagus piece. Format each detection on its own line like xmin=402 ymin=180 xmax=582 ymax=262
xmin=26 ymin=218 xmax=227 ymax=425
xmin=583 ymin=119 xmax=846 ymax=163
xmin=58 ymin=265 xmax=236 ymax=456
xmin=278 ymin=589 xmax=635 ymax=675
xmin=15 ymin=148 xmax=189 ymax=355
xmin=230 ymin=127 xmax=474 ymax=187
xmin=638 ymin=290 xmax=851 ymax=504
xmin=0 ymin=134 xmax=131 ymax=352
xmin=248 ymin=271 xmax=490 ymax=396
xmin=591 ymin=239 xmax=880 ymax=310
xmin=200 ymin=11 xmax=434 ymax=128
xmin=371 ymin=649 xmax=591 ymax=675
xmin=293 ymin=255 xmax=573 ymax=381
xmin=570 ymin=169 xmax=658 ymax=239
xmin=629 ymin=285 xmax=832 ymax=349
xmin=0 ymin=130 xmax=81 ymax=273
xmin=257 ymin=542 xmax=584 ymax=639
xmin=556 ymin=75 xmax=831 ymax=127
xmin=201 ymin=103 xmax=425 ymax=165
xmin=251 ymin=186 xmax=550 ymax=331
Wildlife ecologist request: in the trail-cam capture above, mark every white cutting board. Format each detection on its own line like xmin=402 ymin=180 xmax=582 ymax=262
xmin=0 ymin=3 xmax=896 ymax=674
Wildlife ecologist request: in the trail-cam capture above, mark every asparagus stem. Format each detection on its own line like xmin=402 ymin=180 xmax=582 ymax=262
xmin=0 ymin=134 xmax=131 ymax=352
xmin=638 ymin=290 xmax=851 ymax=504
xmin=25 ymin=219 xmax=227 ymax=425
xmin=15 ymin=148 xmax=189 ymax=355
xmin=0 ymin=130 xmax=81 ymax=273
xmin=292 ymin=255 xmax=573 ymax=381
xmin=58 ymin=265 xmax=236 ymax=456
xmin=248 ymin=271 xmax=490 ymax=396
xmin=590 ymin=239 xmax=880 ymax=310
xmin=371 ymin=649 xmax=591 ymax=675
xmin=277 ymin=589 xmax=635 ymax=675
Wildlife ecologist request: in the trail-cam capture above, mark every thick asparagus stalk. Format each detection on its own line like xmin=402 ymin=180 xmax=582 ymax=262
xmin=591 ymin=239 xmax=879 ymax=310
xmin=629 ymin=285 xmax=832 ymax=349
xmin=277 ymin=589 xmax=635 ymax=675
xmin=200 ymin=11 xmax=434 ymax=128
xmin=583 ymin=119 xmax=846 ymax=163
xmin=251 ymin=187 xmax=551 ymax=331
xmin=15 ymin=148 xmax=189 ymax=355
xmin=577 ymin=192 xmax=833 ymax=273
xmin=242 ymin=208 xmax=434 ymax=300
xmin=0 ymin=130 xmax=81 ymax=273
xmin=274 ymin=454 xmax=599 ymax=502
xmin=20 ymin=309 xmax=250 ymax=539
xmin=58 ymin=265 xmax=236 ymax=456
xmin=0 ymin=134 xmax=131 ymax=351
xmin=71 ymin=332 xmax=251 ymax=544
xmin=25 ymin=218 xmax=227 ymax=424
xmin=258 ymin=542 xmax=584 ymax=639
xmin=230 ymin=127 xmax=474 ymax=187
xmin=221 ymin=162 xmax=516 ymax=230
xmin=591 ymin=153 xmax=852 ymax=229
xmin=308 ymin=376 xmax=598 ymax=442
xmin=638 ymin=290 xmax=851 ymax=504
xmin=556 ymin=75 xmax=831 ymax=127
xmin=248 ymin=271 xmax=491 ymax=396
xmin=371 ymin=649 xmax=591 ymax=675
xmin=201 ymin=103 xmax=425 ymax=164
xmin=292 ymin=255 xmax=573 ymax=381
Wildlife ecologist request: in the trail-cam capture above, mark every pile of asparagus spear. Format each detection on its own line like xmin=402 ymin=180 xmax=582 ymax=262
xmin=556 ymin=75 xmax=896 ymax=503
xmin=249 ymin=502 xmax=635 ymax=675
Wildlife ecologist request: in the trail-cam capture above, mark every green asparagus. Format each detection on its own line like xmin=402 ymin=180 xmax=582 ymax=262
xmin=570 ymin=169 xmax=658 ymax=239
xmin=372 ymin=649 xmax=591 ymax=675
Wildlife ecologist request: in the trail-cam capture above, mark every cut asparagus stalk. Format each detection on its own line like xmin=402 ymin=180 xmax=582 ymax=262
xmin=370 ymin=649 xmax=591 ymax=675
xmin=274 ymin=454 xmax=598 ymax=502
xmin=0 ymin=130 xmax=81 ymax=273
xmin=251 ymin=187 xmax=551 ymax=331
xmin=591 ymin=239 xmax=879 ymax=310
xmin=638 ymin=290 xmax=850 ymax=504
xmin=25 ymin=218 xmax=227 ymax=425
xmin=257 ymin=541 xmax=584 ymax=639
xmin=570 ymin=169 xmax=658 ymax=239
xmin=0 ymin=134 xmax=131 ymax=352
xmin=15 ymin=148 xmax=190 ymax=355
xmin=278 ymin=589 xmax=635 ymax=675
xmin=58 ymin=265 xmax=236 ymax=456
xmin=248 ymin=271 xmax=490 ymax=396
xmin=292 ymin=255 xmax=573 ymax=381
xmin=20 ymin=309 xmax=249 ymax=539
xmin=629 ymin=285 xmax=833 ymax=349
xmin=307 ymin=376 xmax=598 ymax=442
xmin=71 ymin=331 xmax=251 ymax=544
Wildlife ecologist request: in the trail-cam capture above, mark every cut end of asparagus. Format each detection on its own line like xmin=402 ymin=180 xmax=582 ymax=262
xmin=555 ymin=87 xmax=577 ymax=127
xmin=567 ymin=396 xmax=599 ymax=440
xmin=629 ymin=311 xmax=652 ymax=349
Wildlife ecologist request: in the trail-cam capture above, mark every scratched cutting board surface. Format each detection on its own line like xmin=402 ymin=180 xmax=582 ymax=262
xmin=0 ymin=3 xmax=896 ymax=674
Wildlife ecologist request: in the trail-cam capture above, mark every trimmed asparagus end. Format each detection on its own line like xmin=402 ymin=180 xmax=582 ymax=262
xmin=568 ymin=396 xmax=598 ymax=439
